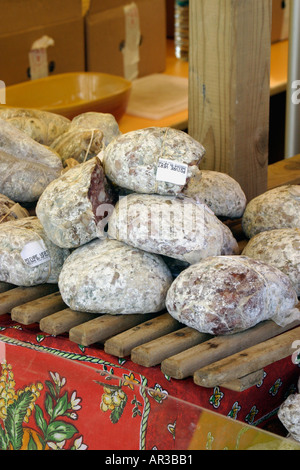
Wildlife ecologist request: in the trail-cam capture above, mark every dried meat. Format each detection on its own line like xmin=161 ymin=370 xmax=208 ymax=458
xmin=166 ymin=256 xmax=299 ymax=335
xmin=58 ymin=238 xmax=173 ymax=315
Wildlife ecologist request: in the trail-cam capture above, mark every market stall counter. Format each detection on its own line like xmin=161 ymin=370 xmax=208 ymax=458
xmin=0 ymin=153 xmax=300 ymax=451
xmin=0 ymin=317 xmax=299 ymax=451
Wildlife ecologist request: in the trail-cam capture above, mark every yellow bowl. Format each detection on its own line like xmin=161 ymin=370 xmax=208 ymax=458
xmin=4 ymin=72 xmax=132 ymax=121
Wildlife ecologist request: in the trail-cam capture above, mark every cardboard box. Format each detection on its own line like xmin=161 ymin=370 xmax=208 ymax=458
xmin=165 ymin=0 xmax=175 ymax=39
xmin=0 ymin=0 xmax=85 ymax=86
xmin=85 ymin=0 xmax=166 ymax=80
xmin=272 ymin=0 xmax=290 ymax=43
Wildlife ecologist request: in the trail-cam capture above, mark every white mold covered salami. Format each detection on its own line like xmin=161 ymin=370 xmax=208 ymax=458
xmin=183 ymin=170 xmax=247 ymax=219
xmin=103 ymin=127 xmax=205 ymax=195
xmin=0 ymin=217 xmax=69 ymax=286
xmin=107 ymin=194 xmax=239 ymax=264
xmin=0 ymin=118 xmax=63 ymax=202
xmin=50 ymin=128 xmax=105 ymax=166
xmin=242 ymin=228 xmax=300 ymax=297
xmin=166 ymin=256 xmax=299 ymax=336
xmin=58 ymin=238 xmax=173 ymax=315
xmin=36 ymin=157 xmax=116 ymax=249
xmin=278 ymin=378 xmax=300 ymax=442
xmin=242 ymin=185 xmax=300 ymax=238
xmin=69 ymin=112 xmax=121 ymax=147
xmin=0 ymin=107 xmax=70 ymax=145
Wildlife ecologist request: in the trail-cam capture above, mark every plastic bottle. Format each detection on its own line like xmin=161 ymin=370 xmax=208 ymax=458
xmin=174 ymin=0 xmax=189 ymax=61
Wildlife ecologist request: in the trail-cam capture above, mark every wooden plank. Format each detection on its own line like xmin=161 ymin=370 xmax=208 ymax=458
xmin=0 ymin=284 xmax=58 ymax=316
xmin=268 ymin=153 xmax=300 ymax=190
xmin=161 ymin=320 xmax=300 ymax=380
xmin=69 ymin=313 xmax=157 ymax=347
xmin=0 ymin=282 xmax=15 ymax=294
xmin=131 ymin=327 xmax=211 ymax=368
xmin=39 ymin=309 xmax=98 ymax=336
xmin=194 ymin=326 xmax=300 ymax=388
xmin=189 ymin=0 xmax=271 ymax=201
xmin=11 ymin=291 xmax=66 ymax=325
xmin=104 ymin=313 xmax=182 ymax=358
xmin=221 ymin=369 xmax=265 ymax=392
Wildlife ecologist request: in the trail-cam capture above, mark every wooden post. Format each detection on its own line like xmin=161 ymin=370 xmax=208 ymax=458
xmin=188 ymin=0 xmax=272 ymax=201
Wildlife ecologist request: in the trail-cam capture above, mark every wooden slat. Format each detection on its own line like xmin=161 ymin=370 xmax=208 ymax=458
xmin=39 ymin=309 xmax=98 ymax=336
xmin=194 ymin=326 xmax=300 ymax=388
xmin=104 ymin=313 xmax=182 ymax=358
xmin=69 ymin=313 xmax=158 ymax=347
xmin=11 ymin=291 xmax=66 ymax=325
xmin=0 ymin=285 xmax=58 ymax=316
xmin=221 ymin=369 xmax=265 ymax=392
xmin=161 ymin=320 xmax=300 ymax=379
xmin=131 ymin=327 xmax=211 ymax=368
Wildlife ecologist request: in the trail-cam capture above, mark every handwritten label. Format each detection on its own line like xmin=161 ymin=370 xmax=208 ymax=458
xmin=156 ymin=158 xmax=188 ymax=186
xmin=28 ymin=48 xmax=48 ymax=80
xmin=122 ymin=2 xmax=141 ymax=81
xmin=21 ymin=240 xmax=51 ymax=268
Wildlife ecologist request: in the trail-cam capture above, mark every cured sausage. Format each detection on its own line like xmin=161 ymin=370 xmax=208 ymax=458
xmin=166 ymin=256 xmax=299 ymax=335
xmin=242 ymin=228 xmax=300 ymax=296
xmin=278 ymin=378 xmax=300 ymax=442
xmin=0 ymin=118 xmax=63 ymax=202
xmin=0 ymin=106 xmax=70 ymax=145
xmin=107 ymin=194 xmax=239 ymax=264
xmin=183 ymin=170 xmax=247 ymax=219
xmin=50 ymin=128 xmax=105 ymax=166
xmin=69 ymin=112 xmax=121 ymax=147
xmin=36 ymin=157 xmax=116 ymax=249
xmin=242 ymin=185 xmax=300 ymax=238
xmin=58 ymin=238 xmax=173 ymax=315
xmin=103 ymin=127 xmax=205 ymax=195
xmin=0 ymin=217 xmax=69 ymax=286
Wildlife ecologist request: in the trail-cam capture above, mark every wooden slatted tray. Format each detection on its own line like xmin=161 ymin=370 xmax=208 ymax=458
xmin=0 ymin=281 xmax=299 ymax=393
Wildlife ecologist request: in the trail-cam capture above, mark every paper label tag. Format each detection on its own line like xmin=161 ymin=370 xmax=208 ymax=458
xmin=29 ymin=48 xmax=48 ymax=80
xmin=122 ymin=2 xmax=141 ymax=81
xmin=21 ymin=240 xmax=51 ymax=268
xmin=156 ymin=158 xmax=188 ymax=186
xmin=0 ymin=80 xmax=6 ymax=105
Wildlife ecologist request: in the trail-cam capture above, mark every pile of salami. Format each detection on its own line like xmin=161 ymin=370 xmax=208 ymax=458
xmin=0 ymin=108 xmax=299 ymax=336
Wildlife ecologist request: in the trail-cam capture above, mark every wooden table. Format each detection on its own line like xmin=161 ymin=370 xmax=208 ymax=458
xmin=268 ymin=153 xmax=300 ymax=189
xmin=119 ymin=38 xmax=288 ymax=135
